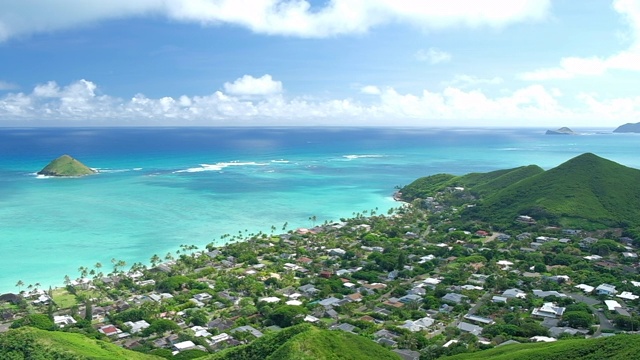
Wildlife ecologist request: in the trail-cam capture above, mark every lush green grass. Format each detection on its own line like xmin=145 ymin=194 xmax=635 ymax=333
xmin=208 ymin=324 xmax=401 ymax=360
xmin=0 ymin=327 xmax=161 ymax=360
xmin=442 ymin=334 xmax=640 ymax=360
xmin=53 ymin=288 xmax=78 ymax=309
xmin=38 ymin=155 xmax=96 ymax=176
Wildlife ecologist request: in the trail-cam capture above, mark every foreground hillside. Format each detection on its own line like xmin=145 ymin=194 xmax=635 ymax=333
xmin=207 ymin=324 xmax=401 ymax=360
xmin=401 ymin=153 xmax=640 ymax=228
xmin=0 ymin=327 xmax=160 ymax=360
xmin=441 ymin=334 xmax=640 ymax=360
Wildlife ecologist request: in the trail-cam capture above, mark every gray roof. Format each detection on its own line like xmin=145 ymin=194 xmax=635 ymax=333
xmin=457 ymin=321 xmax=483 ymax=335
xmin=441 ymin=293 xmax=467 ymax=304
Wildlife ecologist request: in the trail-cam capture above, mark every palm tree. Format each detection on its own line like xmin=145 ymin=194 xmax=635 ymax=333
xmin=15 ymin=280 xmax=24 ymax=293
xmin=150 ymin=254 xmax=161 ymax=267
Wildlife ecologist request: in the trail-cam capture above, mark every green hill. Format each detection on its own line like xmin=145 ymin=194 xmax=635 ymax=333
xmin=0 ymin=327 xmax=160 ymax=360
xmin=441 ymin=334 xmax=640 ymax=360
xmin=401 ymin=153 xmax=640 ymax=228
xmin=207 ymin=323 xmax=401 ymax=360
xmin=38 ymin=154 xmax=97 ymax=177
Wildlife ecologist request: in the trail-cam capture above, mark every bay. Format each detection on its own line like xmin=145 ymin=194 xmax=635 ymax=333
xmin=0 ymin=127 xmax=638 ymax=293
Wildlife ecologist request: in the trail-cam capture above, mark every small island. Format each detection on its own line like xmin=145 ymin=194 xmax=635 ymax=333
xmin=613 ymin=122 xmax=640 ymax=133
xmin=37 ymin=155 xmax=97 ymax=177
xmin=545 ymin=127 xmax=575 ymax=135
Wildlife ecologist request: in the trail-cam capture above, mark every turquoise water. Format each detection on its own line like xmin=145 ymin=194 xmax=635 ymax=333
xmin=0 ymin=127 xmax=639 ymax=293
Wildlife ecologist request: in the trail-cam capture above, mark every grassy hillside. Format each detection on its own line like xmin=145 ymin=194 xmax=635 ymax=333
xmin=38 ymin=154 xmax=96 ymax=176
xmin=442 ymin=334 xmax=640 ymax=360
xmin=471 ymin=153 xmax=640 ymax=228
xmin=0 ymin=327 xmax=160 ymax=360
xmin=402 ymin=153 xmax=640 ymax=228
xmin=208 ymin=324 xmax=401 ymax=360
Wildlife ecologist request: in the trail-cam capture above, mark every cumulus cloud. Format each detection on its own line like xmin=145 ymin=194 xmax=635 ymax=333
xmin=0 ymin=0 xmax=551 ymax=41
xmin=223 ymin=74 xmax=283 ymax=96
xmin=0 ymin=77 xmax=637 ymax=127
xmin=520 ymin=0 xmax=640 ymax=80
xmin=415 ymin=48 xmax=452 ymax=64
xmin=360 ymin=85 xmax=381 ymax=95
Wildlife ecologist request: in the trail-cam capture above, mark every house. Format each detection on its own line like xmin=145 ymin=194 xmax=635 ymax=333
xmin=492 ymin=296 xmax=508 ymax=303
xmin=193 ymin=293 xmax=213 ymax=302
xmin=596 ymin=283 xmax=617 ymax=295
xmin=502 ymin=288 xmax=526 ymax=299
xmin=173 ymin=340 xmax=197 ymax=352
xmin=98 ymin=324 xmax=123 ymax=336
xmin=231 ymin=325 xmax=263 ymax=338
xmin=298 ymin=284 xmax=319 ymax=296
xmin=441 ymin=293 xmax=467 ymax=304
xmin=464 ymin=314 xmax=495 ymax=325
xmin=401 ymin=317 xmax=434 ymax=332
xmin=191 ymin=325 xmax=212 ymax=338
xmin=496 ymin=234 xmax=511 ymax=241
xmin=457 ymin=321 xmax=483 ymax=336
xmin=303 ymin=315 xmax=320 ymax=323
xmin=53 ymin=315 xmax=77 ymax=327
xmin=605 ymin=300 xmax=623 ymax=311
xmin=549 ymin=326 xmax=589 ymax=338
xmin=531 ymin=336 xmax=556 ymax=342
xmin=408 ymin=287 xmax=426 ymax=296
xmin=124 ymin=320 xmax=150 ymax=334
xmin=335 ymin=323 xmax=356 ymax=333
xmin=497 ymin=260 xmax=514 ymax=269
xmin=393 ymin=349 xmax=421 ymax=360
xmin=580 ymin=237 xmax=598 ymax=248
xmin=318 ymin=297 xmax=341 ymax=307
xmin=399 ymin=294 xmax=422 ymax=304
xmin=532 ymin=302 xmax=565 ymax=318
xmin=207 ymin=318 xmax=234 ymax=332
xmin=575 ymin=284 xmax=595 ymax=293
xmin=328 ymin=248 xmax=346 ymax=256
xmin=422 ymin=277 xmax=442 ymax=288
xmin=533 ymin=290 xmax=566 ymax=298
xmin=617 ymin=291 xmax=639 ymax=301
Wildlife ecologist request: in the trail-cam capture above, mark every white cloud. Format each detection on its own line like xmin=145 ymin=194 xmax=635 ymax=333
xmin=223 ymin=74 xmax=282 ymax=96
xmin=415 ymin=48 xmax=452 ymax=64
xmin=0 ymin=0 xmax=551 ymax=41
xmin=1 ymin=78 xmax=637 ymax=127
xmin=444 ymin=74 xmax=503 ymax=87
xmin=520 ymin=0 xmax=640 ymax=80
xmin=360 ymin=85 xmax=381 ymax=95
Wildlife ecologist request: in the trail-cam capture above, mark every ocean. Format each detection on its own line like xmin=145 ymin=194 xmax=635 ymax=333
xmin=0 ymin=127 xmax=638 ymax=293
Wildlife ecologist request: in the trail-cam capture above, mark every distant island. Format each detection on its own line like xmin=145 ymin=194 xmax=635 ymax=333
xmin=613 ymin=122 xmax=640 ymax=133
xmin=37 ymin=155 xmax=97 ymax=177
xmin=545 ymin=127 xmax=575 ymax=135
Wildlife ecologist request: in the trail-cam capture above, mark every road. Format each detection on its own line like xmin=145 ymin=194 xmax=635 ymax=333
xmin=567 ymin=292 xmax=614 ymax=336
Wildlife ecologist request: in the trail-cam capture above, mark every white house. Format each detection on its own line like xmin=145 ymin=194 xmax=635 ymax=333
xmin=532 ymin=302 xmax=565 ymax=318
xmin=596 ymin=284 xmax=617 ymax=296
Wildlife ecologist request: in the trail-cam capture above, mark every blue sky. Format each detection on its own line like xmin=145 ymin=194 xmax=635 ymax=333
xmin=0 ymin=0 xmax=639 ymax=127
